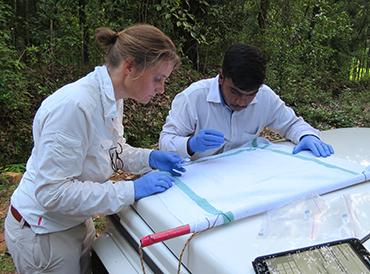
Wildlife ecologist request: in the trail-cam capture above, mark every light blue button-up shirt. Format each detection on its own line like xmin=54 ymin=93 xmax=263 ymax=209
xmin=160 ymin=75 xmax=319 ymax=160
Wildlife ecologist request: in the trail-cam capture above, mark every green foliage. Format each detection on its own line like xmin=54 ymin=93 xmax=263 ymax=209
xmin=0 ymin=0 xmax=368 ymax=166
xmin=283 ymin=78 xmax=370 ymax=130
xmin=350 ymin=54 xmax=370 ymax=81
xmin=0 ymin=252 xmax=16 ymax=273
xmin=0 ymin=163 xmax=26 ymax=173
xmin=260 ymin=0 xmax=353 ymax=93
xmin=0 ymin=3 xmax=28 ymax=109
xmin=154 ymin=0 xmax=207 ymax=44
xmin=0 ymin=1 xmax=33 ymax=166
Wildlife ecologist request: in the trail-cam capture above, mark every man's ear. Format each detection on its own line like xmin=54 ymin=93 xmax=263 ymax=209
xmin=219 ymin=70 xmax=224 ymax=79
xmin=219 ymin=70 xmax=224 ymax=84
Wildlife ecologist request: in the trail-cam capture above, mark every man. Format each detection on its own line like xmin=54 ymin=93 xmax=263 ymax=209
xmin=159 ymin=43 xmax=334 ymax=160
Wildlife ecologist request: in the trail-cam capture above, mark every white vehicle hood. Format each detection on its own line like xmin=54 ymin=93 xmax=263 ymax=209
xmin=127 ymin=128 xmax=370 ymax=274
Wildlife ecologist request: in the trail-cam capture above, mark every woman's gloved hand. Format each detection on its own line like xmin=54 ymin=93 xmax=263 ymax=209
xmin=134 ymin=172 xmax=174 ymax=201
xmin=293 ymin=135 xmax=334 ymax=157
xmin=187 ymin=129 xmax=224 ymax=155
xmin=149 ymin=150 xmax=185 ymax=176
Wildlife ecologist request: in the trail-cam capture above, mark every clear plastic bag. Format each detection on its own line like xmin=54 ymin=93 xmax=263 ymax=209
xmin=258 ymin=191 xmax=370 ymax=244
xmin=346 ymin=192 xmax=370 ymax=237
xmin=258 ymin=194 xmax=326 ymax=242
xmin=312 ymin=195 xmax=355 ymax=241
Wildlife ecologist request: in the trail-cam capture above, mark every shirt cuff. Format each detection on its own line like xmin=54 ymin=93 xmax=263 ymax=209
xmin=296 ymin=131 xmax=320 ymax=143
xmin=145 ymin=149 xmax=154 ymax=169
xmin=183 ymin=136 xmax=193 ymax=158
xmin=115 ymin=180 xmax=135 ymax=207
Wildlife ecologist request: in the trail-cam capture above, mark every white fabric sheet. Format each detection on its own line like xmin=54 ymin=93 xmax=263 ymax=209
xmin=157 ymin=138 xmax=369 ymax=231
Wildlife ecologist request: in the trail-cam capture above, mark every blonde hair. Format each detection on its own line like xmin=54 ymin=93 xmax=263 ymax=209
xmin=95 ymin=24 xmax=180 ymax=71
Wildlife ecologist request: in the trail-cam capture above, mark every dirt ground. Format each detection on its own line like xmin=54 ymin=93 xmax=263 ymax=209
xmin=0 ymin=173 xmax=20 ymax=274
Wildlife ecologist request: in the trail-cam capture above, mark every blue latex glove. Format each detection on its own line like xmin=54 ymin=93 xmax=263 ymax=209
xmin=188 ymin=129 xmax=224 ymax=154
xmin=293 ymin=135 xmax=334 ymax=157
xmin=149 ymin=150 xmax=186 ymax=176
xmin=134 ymin=172 xmax=174 ymax=201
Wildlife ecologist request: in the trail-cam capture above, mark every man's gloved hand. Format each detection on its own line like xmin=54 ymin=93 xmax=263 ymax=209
xmin=188 ymin=129 xmax=224 ymax=154
xmin=134 ymin=172 xmax=174 ymax=201
xmin=293 ymin=135 xmax=334 ymax=157
xmin=149 ymin=150 xmax=185 ymax=176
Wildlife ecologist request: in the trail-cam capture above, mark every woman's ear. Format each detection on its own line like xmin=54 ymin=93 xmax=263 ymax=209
xmin=122 ymin=58 xmax=135 ymax=76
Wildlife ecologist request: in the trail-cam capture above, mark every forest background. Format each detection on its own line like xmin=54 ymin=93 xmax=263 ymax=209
xmin=0 ymin=0 xmax=369 ymax=169
xmin=0 ymin=0 xmax=369 ymax=272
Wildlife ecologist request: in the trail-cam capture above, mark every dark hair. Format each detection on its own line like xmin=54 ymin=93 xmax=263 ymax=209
xmin=95 ymin=24 xmax=180 ymax=71
xmin=222 ymin=43 xmax=266 ymax=91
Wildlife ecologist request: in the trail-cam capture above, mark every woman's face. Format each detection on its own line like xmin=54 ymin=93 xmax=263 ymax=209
xmin=124 ymin=60 xmax=174 ymax=104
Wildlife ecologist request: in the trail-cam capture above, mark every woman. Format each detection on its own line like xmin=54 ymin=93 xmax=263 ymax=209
xmin=4 ymin=24 xmax=185 ymax=274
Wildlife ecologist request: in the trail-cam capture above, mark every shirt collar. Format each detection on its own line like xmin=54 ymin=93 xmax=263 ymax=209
xmin=95 ymin=65 xmax=124 ymax=140
xmin=206 ymin=75 xmax=222 ymax=103
xmin=219 ymin=85 xmax=233 ymax=112
xmin=95 ymin=65 xmax=119 ymax=120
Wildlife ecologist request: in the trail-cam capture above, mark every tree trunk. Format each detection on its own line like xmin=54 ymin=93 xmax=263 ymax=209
xmin=49 ymin=18 xmax=54 ymax=56
xmin=281 ymin=0 xmax=291 ymax=28
xmin=258 ymin=0 xmax=269 ymax=31
xmin=307 ymin=4 xmax=320 ymax=40
xmin=12 ymin=0 xmax=36 ymax=50
xmin=79 ymin=0 xmax=89 ymax=65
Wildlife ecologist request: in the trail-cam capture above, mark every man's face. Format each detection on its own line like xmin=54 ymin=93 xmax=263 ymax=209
xmin=219 ymin=74 xmax=259 ymax=112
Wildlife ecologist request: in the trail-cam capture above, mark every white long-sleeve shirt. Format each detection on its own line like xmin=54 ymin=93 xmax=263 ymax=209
xmin=11 ymin=66 xmax=152 ymax=234
xmin=159 ymin=75 xmax=319 ymax=159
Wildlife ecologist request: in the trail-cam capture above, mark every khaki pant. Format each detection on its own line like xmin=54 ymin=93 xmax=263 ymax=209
xmin=4 ymin=208 xmax=96 ymax=274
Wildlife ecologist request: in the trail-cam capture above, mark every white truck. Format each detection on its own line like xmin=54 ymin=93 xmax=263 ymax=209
xmin=92 ymin=127 xmax=370 ymax=274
